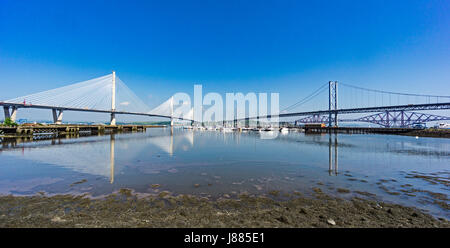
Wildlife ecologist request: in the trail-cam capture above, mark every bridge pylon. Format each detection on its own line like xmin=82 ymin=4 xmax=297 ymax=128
xmin=110 ymin=71 xmax=117 ymax=126
xmin=170 ymin=96 xmax=174 ymax=127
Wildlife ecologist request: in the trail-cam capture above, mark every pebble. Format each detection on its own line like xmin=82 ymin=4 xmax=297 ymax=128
xmin=51 ymin=216 xmax=66 ymax=223
xmin=327 ymin=219 xmax=336 ymax=226
xmin=254 ymin=185 xmax=263 ymax=191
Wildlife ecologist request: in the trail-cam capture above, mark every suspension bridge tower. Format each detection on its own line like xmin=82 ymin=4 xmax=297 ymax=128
xmin=328 ymin=81 xmax=338 ymax=127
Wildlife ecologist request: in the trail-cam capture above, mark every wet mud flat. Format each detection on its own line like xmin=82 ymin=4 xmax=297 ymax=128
xmin=0 ymin=189 xmax=448 ymax=228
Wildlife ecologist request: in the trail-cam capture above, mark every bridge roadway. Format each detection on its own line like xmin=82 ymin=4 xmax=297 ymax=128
xmin=0 ymin=102 xmax=189 ymax=121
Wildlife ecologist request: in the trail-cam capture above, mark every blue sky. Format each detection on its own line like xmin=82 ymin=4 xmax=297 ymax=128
xmin=0 ymin=0 xmax=449 ymax=111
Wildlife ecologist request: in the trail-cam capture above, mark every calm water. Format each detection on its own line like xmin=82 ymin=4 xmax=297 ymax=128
xmin=0 ymin=128 xmax=449 ymax=218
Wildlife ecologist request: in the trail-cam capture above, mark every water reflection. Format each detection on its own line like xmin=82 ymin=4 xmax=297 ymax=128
xmin=0 ymin=129 xmax=194 ymax=180
xmin=328 ymin=133 xmax=338 ymax=176
xmin=0 ymin=128 xmax=449 ymax=219
xmin=1 ymin=129 xmax=448 ymax=184
xmin=110 ymin=134 xmax=115 ymax=184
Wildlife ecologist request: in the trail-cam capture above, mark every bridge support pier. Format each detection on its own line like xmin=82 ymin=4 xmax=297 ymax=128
xmin=3 ymin=106 xmax=10 ymax=120
xmin=110 ymin=113 xmax=116 ymax=126
xmin=3 ymin=106 xmax=17 ymax=122
xmin=52 ymin=109 xmax=63 ymax=124
xmin=11 ymin=107 xmax=17 ymax=122
xmin=10 ymin=107 xmax=17 ymax=122
xmin=170 ymin=117 xmax=173 ymax=127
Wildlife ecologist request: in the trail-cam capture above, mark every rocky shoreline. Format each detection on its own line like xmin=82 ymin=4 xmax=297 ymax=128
xmin=0 ymin=189 xmax=448 ymax=228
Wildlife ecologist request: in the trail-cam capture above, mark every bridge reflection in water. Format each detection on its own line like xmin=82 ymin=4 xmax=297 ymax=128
xmin=0 ymin=128 xmax=195 ymax=184
xmin=5 ymin=128 xmax=447 ymax=191
xmin=1 ymin=129 xmax=342 ymax=184
xmin=329 ymin=133 xmax=338 ymax=176
xmin=108 ymin=127 xmax=185 ymax=183
xmin=105 ymin=127 xmax=191 ymax=184
xmin=110 ymin=134 xmax=114 ymax=184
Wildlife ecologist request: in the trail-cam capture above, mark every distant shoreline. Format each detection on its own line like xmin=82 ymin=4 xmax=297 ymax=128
xmin=397 ymin=129 xmax=450 ymax=138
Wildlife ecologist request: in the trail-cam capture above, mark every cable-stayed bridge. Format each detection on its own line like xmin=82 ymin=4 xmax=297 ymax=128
xmin=1 ymin=72 xmax=192 ymax=125
xmin=1 ymin=72 xmax=449 ymax=128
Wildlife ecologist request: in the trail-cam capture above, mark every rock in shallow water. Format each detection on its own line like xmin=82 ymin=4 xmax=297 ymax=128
xmin=151 ymin=184 xmax=161 ymax=189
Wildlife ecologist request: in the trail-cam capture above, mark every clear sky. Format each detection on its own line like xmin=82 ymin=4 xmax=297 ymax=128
xmin=1 ymin=0 xmax=449 ymax=112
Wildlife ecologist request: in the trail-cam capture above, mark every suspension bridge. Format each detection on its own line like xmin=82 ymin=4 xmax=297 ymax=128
xmin=242 ymin=81 xmax=450 ymax=128
xmin=1 ymin=72 xmax=449 ymax=128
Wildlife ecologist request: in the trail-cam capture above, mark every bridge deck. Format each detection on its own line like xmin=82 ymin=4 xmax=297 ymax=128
xmin=0 ymin=102 xmax=190 ymax=121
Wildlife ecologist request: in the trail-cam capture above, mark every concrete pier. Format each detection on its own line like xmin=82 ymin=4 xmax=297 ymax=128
xmin=52 ymin=109 xmax=63 ymax=124
xmin=10 ymin=107 xmax=17 ymax=122
xmin=3 ymin=106 xmax=10 ymax=119
xmin=3 ymin=106 xmax=18 ymax=122
xmin=110 ymin=113 xmax=116 ymax=126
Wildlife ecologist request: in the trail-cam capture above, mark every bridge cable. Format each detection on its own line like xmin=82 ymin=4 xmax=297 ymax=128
xmin=281 ymin=82 xmax=328 ymax=112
